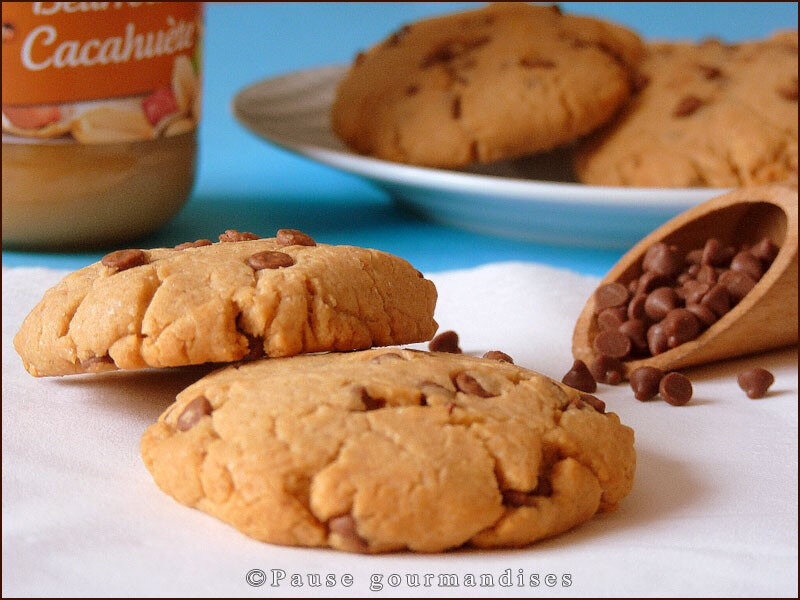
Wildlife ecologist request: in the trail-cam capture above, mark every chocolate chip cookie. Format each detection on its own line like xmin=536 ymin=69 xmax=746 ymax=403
xmin=14 ymin=230 xmax=437 ymax=376
xmin=331 ymin=2 xmax=643 ymax=168
xmin=575 ymin=32 xmax=799 ymax=187
xmin=140 ymin=349 xmax=635 ymax=553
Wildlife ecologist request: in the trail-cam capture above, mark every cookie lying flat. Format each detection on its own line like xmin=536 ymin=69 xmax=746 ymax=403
xmin=576 ymin=33 xmax=799 ymax=187
xmin=331 ymin=2 xmax=643 ymax=168
xmin=14 ymin=230 xmax=437 ymax=377
xmin=141 ymin=349 xmax=635 ymax=553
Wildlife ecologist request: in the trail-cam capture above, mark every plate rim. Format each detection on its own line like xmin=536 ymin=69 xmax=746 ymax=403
xmin=232 ymin=64 xmax=728 ymax=208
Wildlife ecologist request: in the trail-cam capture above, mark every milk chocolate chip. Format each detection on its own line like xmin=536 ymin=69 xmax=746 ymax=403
xmin=276 ymin=228 xmax=316 ymax=246
xmin=101 ymin=249 xmax=147 ymax=271
xmin=453 ymin=372 xmax=492 ymax=397
xmin=248 ymin=250 xmax=294 ymax=270
xmin=629 ymin=366 xmax=664 ymax=401
xmin=737 ymin=367 xmax=774 ymax=399
xmin=174 ymin=239 xmax=212 ymax=250
xmin=328 ymin=515 xmax=369 ymax=553
xmin=429 ymin=330 xmax=462 ymax=353
xmin=594 ymin=282 xmax=630 ymax=311
xmin=483 ymin=350 xmax=513 ymax=363
xmin=589 ymin=355 xmax=625 ymax=385
xmin=659 ymin=372 xmax=693 ymax=406
xmin=176 ymin=396 xmax=213 ymax=431
xmin=561 ymin=360 xmax=596 ymax=393
xmin=218 ymin=229 xmax=260 ymax=242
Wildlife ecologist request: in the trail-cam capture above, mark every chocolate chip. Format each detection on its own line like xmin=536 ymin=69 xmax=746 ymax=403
xmin=354 ymin=51 xmax=365 ymax=65
xmin=502 ymin=489 xmax=536 ymax=507
xmin=777 ymin=80 xmax=798 ymax=101
xmin=580 ymin=393 xmax=606 ymax=413
xmin=688 ymin=263 xmax=701 ymax=277
xmin=645 ymin=287 xmax=679 ymax=321
xmin=627 ymin=294 xmax=648 ymax=320
xmin=176 ymin=396 xmax=213 ymax=431
xmin=174 ymin=239 xmax=213 ymax=250
xmin=659 ymin=372 xmax=693 ymax=406
xmin=519 ymin=56 xmax=556 ymax=68
xmin=594 ymin=282 xmax=630 ymax=311
xmin=405 ymin=84 xmax=419 ymax=96
xmin=696 ymin=264 xmax=717 ymax=285
xmin=247 ymin=250 xmax=294 ymax=270
xmin=597 ymin=306 xmax=627 ymax=331
xmin=687 ymin=303 xmax=718 ymax=327
xmin=677 ymin=273 xmax=692 ymax=285
xmin=632 ymin=72 xmax=650 ymax=93
xmin=673 ymin=95 xmax=704 ymax=117
xmin=218 ymin=229 xmax=260 ymax=242
xmin=618 ymin=319 xmax=648 ymax=352
xmin=420 ymin=36 xmax=490 ymax=69
xmin=593 ymin=330 xmax=631 ymax=359
xmin=661 ymin=308 xmax=701 ymax=348
xmin=697 ymin=64 xmax=722 ymax=79
xmin=686 ymin=249 xmax=704 ymax=264
xmin=561 ymin=359 xmax=596 ymax=393
xmin=451 ymin=96 xmax=462 ymax=119
xmin=242 ymin=334 xmax=265 ymax=361
xmin=680 ymin=280 xmax=710 ymax=305
xmin=453 ymin=372 xmax=492 ymax=397
xmin=737 ymin=367 xmax=775 ymax=399
xmin=360 ymin=388 xmax=386 ymax=411
xmin=369 ymin=352 xmax=404 ymax=364
xmin=385 ymin=24 xmax=410 ymax=47
xmin=81 ymin=355 xmax=114 ymax=368
xmin=642 ymin=243 xmax=683 ymax=277
xmin=101 ymin=249 xmax=147 ymax=271
xmin=749 ymin=237 xmax=779 ymax=264
xmin=328 ymin=515 xmax=369 ymax=553
xmin=629 ymin=366 xmax=664 ymax=401
xmin=730 ymin=251 xmax=764 ymax=281
xmin=589 ymin=354 xmax=625 ymax=385
xmin=647 ymin=323 xmax=669 ymax=355
xmin=701 ymin=238 xmax=729 ymax=267
xmin=638 ymin=271 xmax=673 ymax=294
xmin=428 ymin=330 xmax=461 ymax=353
xmin=550 ymin=4 xmax=562 ymax=15
xmin=628 ymin=279 xmax=639 ymax=294
xmin=276 ymin=228 xmax=316 ymax=247
xmin=701 ymin=283 xmax=731 ymax=316
xmin=718 ymin=270 xmax=756 ymax=303
xmin=2 ymin=22 xmax=15 ymax=42
xmin=483 ymin=350 xmax=513 ymax=363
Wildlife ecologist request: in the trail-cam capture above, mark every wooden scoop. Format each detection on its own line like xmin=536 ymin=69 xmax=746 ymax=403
xmin=573 ymin=185 xmax=798 ymax=377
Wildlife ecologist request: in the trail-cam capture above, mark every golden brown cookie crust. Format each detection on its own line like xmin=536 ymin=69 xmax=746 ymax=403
xmin=332 ymin=2 xmax=643 ymax=168
xmin=576 ymin=32 xmax=799 ymax=187
xmin=141 ymin=349 xmax=636 ymax=553
xmin=14 ymin=239 xmax=437 ymax=376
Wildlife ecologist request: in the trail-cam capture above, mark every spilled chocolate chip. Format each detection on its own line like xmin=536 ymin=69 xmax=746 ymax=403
xmin=276 ymin=228 xmax=316 ymax=247
xmin=174 ymin=239 xmax=212 ymax=250
xmin=247 ymin=250 xmax=295 ymax=270
xmin=737 ymin=367 xmax=775 ymax=399
xmin=101 ymin=249 xmax=147 ymax=271
xmin=219 ymin=229 xmax=260 ymax=242
xmin=453 ymin=372 xmax=493 ymax=397
xmin=673 ymin=95 xmax=704 ymax=117
xmin=328 ymin=515 xmax=369 ymax=553
xmin=589 ymin=355 xmax=625 ymax=385
xmin=629 ymin=366 xmax=664 ymax=401
xmin=561 ymin=359 xmax=596 ymax=393
xmin=360 ymin=388 xmax=386 ymax=411
xmin=483 ymin=350 xmax=513 ymax=363
xmin=176 ymin=396 xmax=213 ymax=431
xmin=659 ymin=372 xmax=693 ymax=406
xmin=429 ymin=330 xmax=461 ymax=353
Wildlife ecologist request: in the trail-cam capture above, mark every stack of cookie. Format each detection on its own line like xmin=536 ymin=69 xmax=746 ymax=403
xmin=332 ymin=2 xmax=798 ymax=188
xmin=14 ymin=228 xmax=635 ymax=553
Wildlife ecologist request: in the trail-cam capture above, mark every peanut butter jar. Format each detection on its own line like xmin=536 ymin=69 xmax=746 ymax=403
xmin=1 ymin=2 xmax=203 ymax=248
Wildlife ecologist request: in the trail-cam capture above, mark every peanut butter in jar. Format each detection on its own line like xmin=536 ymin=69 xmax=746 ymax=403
xmin=1 ymin=2 xmax=203 ymax=248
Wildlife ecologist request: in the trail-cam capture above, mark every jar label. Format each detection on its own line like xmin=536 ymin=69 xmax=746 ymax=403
xmin=2 ymin=2 xmax=201 ymax=144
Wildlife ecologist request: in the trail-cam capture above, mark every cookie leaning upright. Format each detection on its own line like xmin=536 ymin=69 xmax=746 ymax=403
xmin=575 ymin=32 xmax=799 ymax=187
xmin=13 ymin=229 xmax=437 ymax=376
xmin=141 ymin=348 xmax=635 ymax=553
xmin=331 ymin=2 xmax=643 ymax=168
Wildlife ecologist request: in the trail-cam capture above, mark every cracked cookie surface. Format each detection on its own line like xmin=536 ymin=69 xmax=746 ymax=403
xmin=140 ymin=349 xmax=635 ymax=553
xmin=14 ymin=236 xmax=437 ymax=376
xmin=575 ymin=33 xmax=799 ymax=187
xmin=331 ymin=2 xmax=643 ymax=168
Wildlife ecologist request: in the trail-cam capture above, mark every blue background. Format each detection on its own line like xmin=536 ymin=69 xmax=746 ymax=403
xmin=3 ymin=2 xmax=797 ymax=274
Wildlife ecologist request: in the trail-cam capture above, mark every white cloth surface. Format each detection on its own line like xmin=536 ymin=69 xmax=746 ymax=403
xmin=2 ymin=263 xmax=797 ymax=598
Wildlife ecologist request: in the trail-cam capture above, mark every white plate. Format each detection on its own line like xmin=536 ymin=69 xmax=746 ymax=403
xmin=233 ymin=65 xmax=725 ymax=248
